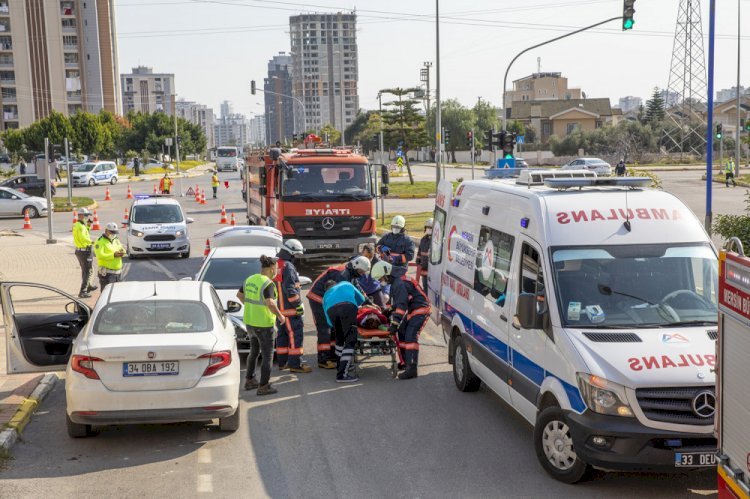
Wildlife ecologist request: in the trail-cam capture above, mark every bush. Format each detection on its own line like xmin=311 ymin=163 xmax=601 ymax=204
xmin=713 ymin=189 xmax=750 ymax=250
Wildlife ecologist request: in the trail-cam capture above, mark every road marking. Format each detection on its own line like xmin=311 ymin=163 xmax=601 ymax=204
xmin=197 ymin=474 xmax=213 ymax=493
xmin=197 ymin=448 xmax=212 ymax=464
xmin=306 ymin=384 xmax=361 ymax=396
xmin=143 ymin=258 xmax=177 ymax=280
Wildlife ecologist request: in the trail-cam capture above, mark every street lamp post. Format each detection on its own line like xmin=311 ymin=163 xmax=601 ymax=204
xmin=735 ymin=0 xmax=741 ymax=175
xmin=435 ymin=0 xmax=442 ymax=185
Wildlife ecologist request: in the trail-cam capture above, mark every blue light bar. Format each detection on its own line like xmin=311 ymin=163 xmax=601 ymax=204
xmin=520 ymin=217 xmax=529 ymax=229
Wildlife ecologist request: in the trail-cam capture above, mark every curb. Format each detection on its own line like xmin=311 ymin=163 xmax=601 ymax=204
xmin=385 ymin=193 xmax=436 ymax=199
xmin=53 ymin=200 xmax=98 ymax=213
xmin=0 ymin=373 xmax=58 ymax=453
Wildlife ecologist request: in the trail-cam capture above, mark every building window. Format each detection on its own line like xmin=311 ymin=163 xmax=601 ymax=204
xmin=566 ymin=123 xmax=579 ymax=135
xmin=542 ymin=122 xmax=551 ymax=136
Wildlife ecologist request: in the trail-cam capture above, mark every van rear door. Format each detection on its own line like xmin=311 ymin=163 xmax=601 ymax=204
xmin=428 ymin=179 xmax=454 ymax=327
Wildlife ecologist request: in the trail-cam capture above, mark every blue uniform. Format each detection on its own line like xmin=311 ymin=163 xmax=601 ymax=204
xmin=390 ymin=275 xmax=431 ymax=369
xmin=376 ymin=232 xmax=415 ymax=268
xmin=274 ymin=254 xmax=304 ymax=368
xmin=323 ymin=281 xmax=366 ymax=377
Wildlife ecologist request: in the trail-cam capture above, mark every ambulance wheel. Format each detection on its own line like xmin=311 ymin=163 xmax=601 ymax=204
xmin=534 ymin=407 xmax=591 ymax=484
xmin=452 ymin=335 xmax=481 ymax=392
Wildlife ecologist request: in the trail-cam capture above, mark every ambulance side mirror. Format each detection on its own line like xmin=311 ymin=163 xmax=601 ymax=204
xmin=515 ymin=293 xmax=543 ymax=330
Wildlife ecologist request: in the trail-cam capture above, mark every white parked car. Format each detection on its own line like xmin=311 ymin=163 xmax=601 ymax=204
xmin=0 ymin=186 xmax=49 ymax=218
xmin=1 ymin=280 xmax=241 ymax=438
xmin=561 ymin=157 xmax=612 ymax=176
xmin=71 ymin=161 xmax=118 ymax=186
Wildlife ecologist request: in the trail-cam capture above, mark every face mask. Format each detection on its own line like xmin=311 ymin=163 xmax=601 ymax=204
xmin=425 ymin=228 xmax=432 ymax=235
xmin=391 ymin=227 xmax=401 ymax=235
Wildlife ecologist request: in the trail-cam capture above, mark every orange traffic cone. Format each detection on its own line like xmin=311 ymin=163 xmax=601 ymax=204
xmin=203 ymin=238 xmax=211 ymax=257
xmin=122 ymin=209 xmax=129 ymax=227
xmin=200 ymin=189 xmax=206 ymax=205
xmin=72 ymin=209 xmax=78 ymax=225
xmin=230 ymin=213 xmax=236 ymax=226
xmin=126 ymin=185 xmax=133 ymax=199
xmin=194 ymin=184 xmax=200 ymax=202
xmin=153 ymin=184 xmax=158 ymax=194
xmin=104 ymin=187 xmax=112 ymax=201
xmin=22 ymin=211 xmax=32 ymax=230
xmin=91 ymin=211 xmax=102 ymax=231
xmin=219 ymin=205 xmax=228 ymax=224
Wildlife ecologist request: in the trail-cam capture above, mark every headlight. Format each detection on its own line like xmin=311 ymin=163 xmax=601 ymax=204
xmin=576 ymin=373 xmax=634 ymax=417
xmin=175 ymin=230 xmax=184 ymax=237
xmin=130 ymin=229 xmax=144 ymax=237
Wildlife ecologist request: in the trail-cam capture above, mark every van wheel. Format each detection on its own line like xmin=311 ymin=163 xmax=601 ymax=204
xmin=110 ymin=176 xmax=117 ymax=185
xmin=534 ymin=407 xmax=591 ymax=484
xmin=88 ymin=178 xmax=95 ymax=187
xmin=218 ymin=407 xmax=240 ymax=432
xmin=452 ymin=335 xmax=481 ymax=392
xmin=66 ymin=414 xmax=96 ymax=438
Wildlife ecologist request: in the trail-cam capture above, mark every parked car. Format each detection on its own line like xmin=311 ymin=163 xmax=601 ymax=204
xmin=0 ymin=174 xmax=56 ymax=197
xmin=0 ymin=186 xmax=50 ymax=218
xmin=71 ymin=161 xmax=118 ymax=186
xmin=515 ymin=157 xmax=529 ymax=168
xmin=0 ymin=153 xmax=11 ymax=164
xmin=560 ymin=157 xmax=612 ymax=175
xmin=0 ymin=280 xmax=242 ymax=438
xmin=126 ymin=158 xmax=164 ymax=169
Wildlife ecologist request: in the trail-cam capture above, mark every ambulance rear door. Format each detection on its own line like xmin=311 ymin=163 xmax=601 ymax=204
xmin=428 ymin=179 xmax=454 ymax=327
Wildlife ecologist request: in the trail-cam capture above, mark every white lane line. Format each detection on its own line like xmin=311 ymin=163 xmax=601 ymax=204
xmin=197 ymin=474 xmax=213 ymax=493
xmin=197 ymin=448 xmax=212 ymax=464
xmin=147 ymin=258 xmax=178 ymax=280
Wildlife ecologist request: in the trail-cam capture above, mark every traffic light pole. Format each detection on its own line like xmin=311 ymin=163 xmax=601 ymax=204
xmin=501 ymin=16 xmax=620 ymax=132
xmin=435 ymin=0 xmax=442 ymax=188
xmin=705 ymin=0 xmax=716 ymax=233
xmin=470 ymin=129 xmax=475 ymax=180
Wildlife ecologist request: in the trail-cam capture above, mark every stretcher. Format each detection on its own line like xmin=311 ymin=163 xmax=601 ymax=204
xmin=354 ymin=327 xmax=399 ymax=378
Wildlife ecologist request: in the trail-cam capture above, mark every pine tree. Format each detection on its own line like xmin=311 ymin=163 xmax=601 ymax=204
xmin=644 ymin=87 xmax=666 ymax=124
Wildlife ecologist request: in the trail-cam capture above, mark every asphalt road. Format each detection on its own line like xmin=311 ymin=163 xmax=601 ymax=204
xmin=0 ymin=166 xmax=725 ymax=497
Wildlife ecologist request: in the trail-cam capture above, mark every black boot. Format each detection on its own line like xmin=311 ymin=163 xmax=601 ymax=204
xmin=398 ymin=365 xmax=418 ymax=380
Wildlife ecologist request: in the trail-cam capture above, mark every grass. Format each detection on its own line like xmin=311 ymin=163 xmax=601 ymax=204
xmin=52 ymin=196 xmax=95 ymax=211
xmin=715 ymin=173 xmax=750 ymax=185
xmin=381 ymin=212 xmax=434 ymax=234
xmin=387 ymin=181 xmax=459 ymax=198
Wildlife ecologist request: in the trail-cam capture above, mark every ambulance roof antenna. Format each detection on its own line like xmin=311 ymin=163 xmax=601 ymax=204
xmin=623 ymin=188 xmax=632 ymax=232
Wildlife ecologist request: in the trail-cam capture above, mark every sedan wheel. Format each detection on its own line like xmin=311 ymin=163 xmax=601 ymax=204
xmin=23 ymin=205 xmax=39 ymax=218
xmin=218 ymin=407 xmax=240 ymax=432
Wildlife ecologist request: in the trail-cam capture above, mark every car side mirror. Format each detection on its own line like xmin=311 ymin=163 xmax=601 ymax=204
xmin=225 ymin=300 xmax=242 ymax=313
xmin=186 ymin=217 xmax=195 ymax=224
xmin=11 ymin=195 xmax=17 ymax=199
xmin=299 ymin=276 xmax=312 ymax=288
xmin=515 ymin=293 xmax=543 ymax=330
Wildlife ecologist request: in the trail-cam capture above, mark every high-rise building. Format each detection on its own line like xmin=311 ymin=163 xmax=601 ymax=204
xmin=716 ymin=86 xmax=748 ymax=103
xmin=249 ymin=115 xmax=266 ymax=146
xmin=176 ymin=98 xmax=215 ymax=151
xmin=0 ymin=0 xmax=120 ymax=129
xmin=289 ymin=12 xmax=359 ymax=135
xmin=617 ymin=96 xmax=642 ymax=114
xmin=220 ymin=100 xmax=233 ymax=119
xmin=215 ymin=102 xmax=249 ymax=148
xmin=264 ymin=52 xmax=294 ymax=144
xmin=120 ymin=66 xmax=175 ymax=114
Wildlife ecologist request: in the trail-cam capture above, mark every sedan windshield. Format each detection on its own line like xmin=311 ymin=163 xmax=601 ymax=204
xmin=132 ymin=204 xmax=183 ymax=224
xmin=201 ymin=258 xmax=261 ymax=289
xmin=94 ymin=301 xmax=212 ymax=334
xmin=281 ymin=163 xmax=371 ymax=200
xmin=552 ymin=244 xmax=717 ymax=328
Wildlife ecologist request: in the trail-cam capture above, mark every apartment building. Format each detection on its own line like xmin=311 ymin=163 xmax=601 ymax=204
xmin=289 ymin=12 xmax=359 ymax=133
xmin=249 ymin=114 xmax=266 ymax=146
xmin=0 ymin=0 xmax=120 ymax=129
xmin=505 ymin=72 xmax=582 ymax=110
xmin=120 ymin=66 xmax=175 ymax=115
xmin=215 ymin=102 xmax=249 ymax=148
xmin=264 ymin=52 xmax=294 ymax=144
xmin=176 ymin=98 xmax=215 ymax=150
xmin=617 ymin=96 xmax=642 ymax=114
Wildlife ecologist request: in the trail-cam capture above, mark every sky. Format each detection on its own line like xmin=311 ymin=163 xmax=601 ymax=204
xmin=115 ymin=0 xmax=749 ymax=119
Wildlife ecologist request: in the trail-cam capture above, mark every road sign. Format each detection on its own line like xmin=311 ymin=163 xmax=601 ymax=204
xmin=165 ymin=138 xmax=173 ymax=147
xmin=396 ymin=149 xmax=404 ymax=158
xmin=497 ymin=158 xmax=516 ymax=169
xmin=516 ymin=135 xmax=525 ymax=145
xmin=396 ymin=156 xmax=404 ymax=168
xmin=185 ymin=186 xmax=195 ymax=196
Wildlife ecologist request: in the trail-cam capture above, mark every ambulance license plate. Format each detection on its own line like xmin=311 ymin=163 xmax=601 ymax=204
xmin=150 ymin=243 xmax=171 ymax=249
xmin=317 ymin=242 xmax=340 ymax=249
xmin=674 ymin=451 xmax=717 ymax=467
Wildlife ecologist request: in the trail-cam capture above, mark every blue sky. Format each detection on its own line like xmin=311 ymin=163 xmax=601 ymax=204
xmin=115 ymin=0 xmax=748 ymax=118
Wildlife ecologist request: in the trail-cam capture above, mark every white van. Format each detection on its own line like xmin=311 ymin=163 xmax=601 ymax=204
xmin=71 ymin=161 xmax=118 ymax=186
xmin=126 ymin=195 xmax=193 ymax=259
xmin=428 ymin=170 xmax=719 ymax=483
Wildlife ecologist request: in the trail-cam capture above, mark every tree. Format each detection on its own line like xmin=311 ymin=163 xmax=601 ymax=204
xmin=437 ymin=99 xmax=473 ymax=163
xmin=352 ymin=112 xmax=383 ymax=154
xmin=472 ymin=99 xmax=500 ymax=150
xmin=506 ymin=119 xmax=525 ymax=136
xmin=524 ymin=124 xmax=537 ymax=144
xmin=380 ymin=87 xmax=429 ymax=184
xmin=70 ymin=112 xmax=105 ymax=156
xmin=644 ymin=87 xmax=666 ymax=124
xmin=319 ymin=123 xmax=341 ymax=145
xmin=344 ymin=111 xmax=371 ymax=148
xmin=1 ymin=128 xmax=25 ymax=161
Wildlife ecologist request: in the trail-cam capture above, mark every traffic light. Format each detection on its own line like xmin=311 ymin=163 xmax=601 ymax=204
xmin=484 ymin=129 xmax=493 ymax=151
xmin=292 ymin=133 xmax=298 ymax=142
xmin=622 ymin=0 xmax=636 ymax=30
xmin=491 ymin=130 xmax=504 ymax=150
xmin=251 ymin=80 xmax=256 ymax=95
xmin=716 ymin=123 xmax=723 ymax=140
xmin=444 ymin=128 xmax=451 ymax=146
xmin=467 ymin=131 xmax=473 ymax=148
xmin=502 ymin=132 xmax=516 ymax=159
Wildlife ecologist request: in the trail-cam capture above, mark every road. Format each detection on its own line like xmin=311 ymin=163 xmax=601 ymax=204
xmin=0 ymin=167 xmax=725 ymax=497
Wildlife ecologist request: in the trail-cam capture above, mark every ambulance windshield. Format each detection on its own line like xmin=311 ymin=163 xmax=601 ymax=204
xmin=280 ymin=164 xmax=371 ymax=201
xmin=552 ymin=243 xmax=718 ymax=328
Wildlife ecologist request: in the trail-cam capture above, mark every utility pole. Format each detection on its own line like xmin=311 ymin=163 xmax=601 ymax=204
xmin=378 ymin=92 xmax=385 ymax=165
xmin=421 ymin=61 xmax=432 ymax=126
xmin=736 ymin=0 xmax=741 ymax=175
xmin=64 ymin=138 xmax=72 ymax=205
xmin=470 ymin=129 xmax=475 ymax=180
xmin=44 ymin=137 xmax=55 ymax=244
xmin=705 ymin=0 xmax=716 ymax=232
xmin=435 ymin=0 xmax=442 ymax=186
xmin=173 ymin=94 xmax=183 ymax=196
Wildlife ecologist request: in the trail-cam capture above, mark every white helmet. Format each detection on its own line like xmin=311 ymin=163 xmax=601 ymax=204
xmin=349 ymin=255 xmax=371 ymax=273
xmin=105 ymin=222 xmax=119 ymax=233
xmin=391 ymin=215 xmax=406 ymax=229
xmin=283 ymin=239 xmax=304 ymax=255
xmin=371 ymin=260 xmax=393 ymax=280
xmin=77 ymin=208 xmax=91 ymax=218
xmin=424 ymin=218 xmax=434 ymax=229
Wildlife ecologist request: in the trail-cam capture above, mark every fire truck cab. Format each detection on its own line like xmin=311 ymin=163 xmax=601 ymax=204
xmin=245 ymin=148 xmax=384 ymax=262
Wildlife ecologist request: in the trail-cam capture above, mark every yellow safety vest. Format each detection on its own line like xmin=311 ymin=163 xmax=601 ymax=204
xmin=211 ymin=175 xmax=219 ymax=187
xmin=72 ymin=221 xmax=92 ymax=249
xmin=94 ymin=235 xmax=124 ymax=271
xmin=243 ymin=274 xmax=276 ymax=327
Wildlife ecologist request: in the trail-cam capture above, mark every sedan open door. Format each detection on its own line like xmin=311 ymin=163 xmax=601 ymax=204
xmin=1 ymin=282 xmax=91 ymax=374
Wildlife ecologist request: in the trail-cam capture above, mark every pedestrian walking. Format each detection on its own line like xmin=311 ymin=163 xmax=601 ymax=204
xmin=725 ymin=158 xmax=736 ymax=187
xmin=18 ymin=158 xmax=26 ymax=175
xmin=274 ymin=239 xmax=312 ymax=373
xmin=159 ymin=173 xmax=172 ymax=194
xmin=211 ymin=170 xmax=219 ymax=199
xmin=416 ymin=218 xmax=433 ymax=292
xmin=72 ymin=208 xmax=98 ymax=298
xmin=615 ymin=159 xmax=626 ymax=176
xmin=94 ymin=222 xmax=125 ymax=292
xmin=51 ymin=157 xmax=61 ymax=181
xmin=133 ymin=157 xmax=140 ymax=176
xmin=238 ymin=255 xmax=284 ymax=395
xmin=323 ymin=280 xmax=366 ymax=383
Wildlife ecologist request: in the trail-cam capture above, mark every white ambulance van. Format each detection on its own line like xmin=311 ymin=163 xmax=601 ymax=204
xmin=428 ymin=170 xmax=719 ymax=483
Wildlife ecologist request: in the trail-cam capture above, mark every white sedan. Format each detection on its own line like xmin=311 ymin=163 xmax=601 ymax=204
xmin=560 ymin=157 xmax=612 ymax=175
xmin=1 ymin=280 xmax=241 ymax=438
xmin=0 ymin=186 xmax=49 ymax=218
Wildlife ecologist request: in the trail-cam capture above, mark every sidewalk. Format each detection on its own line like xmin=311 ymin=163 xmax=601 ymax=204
xmin=0 ymin=230 xmax=83 ymax=453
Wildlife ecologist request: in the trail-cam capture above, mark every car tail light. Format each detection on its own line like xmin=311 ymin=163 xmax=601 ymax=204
xmin=71 ymin=355 xmax=103 ymax=380
xmin=200 ymin=351 xmax=232 ymax=376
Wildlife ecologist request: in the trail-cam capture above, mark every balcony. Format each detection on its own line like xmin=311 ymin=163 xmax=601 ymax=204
xmin=0 ymin=55 xmax=12 ymax=68
xmin=0 ymin=4 xmax=8 ymax=15
xmin=0 ymin=37 xmax=11 ymax=51
xmin=2 ymin=90 xmax=16 ymax=102
xmin=3 ymin=112 xmax=17 ymax=120
xmin=66 ymin=91 xmax=81 ymax=101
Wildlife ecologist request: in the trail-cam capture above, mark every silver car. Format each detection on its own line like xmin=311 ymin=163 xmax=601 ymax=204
xmin=561 ymin=157 xmax=612 ymax=176
xmin=0 ymin=186 xmax=49 ymax=218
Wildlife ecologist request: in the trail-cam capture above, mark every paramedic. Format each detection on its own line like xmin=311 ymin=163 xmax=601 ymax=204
xmin=416 ymin=218 xmax=433 ymax=292
xmin=376 ymin=215 xmax=415 ymax=269
xmin=358 ymin=244 xmax=386 ymax=307
xmin=323 ymin=280 xmax=366 ymax=383
xmin=274 ymin=239 xmax=312 ymax=373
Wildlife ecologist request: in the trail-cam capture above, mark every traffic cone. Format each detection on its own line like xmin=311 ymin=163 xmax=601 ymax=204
xmin=72 ymin=209 xmax=78 ymax=225
xmin=219 ymin=204 xmax=228 ymax=224
xmin=195 ymin=184 xmax=200 ymax=202
xmin=122 ymin=209 xmax=129 ymax=227
xmin=200 ymin=189 xmax=206 ymax=205
xmin=203 ymin=238 xmax=211 ymax=257
xmin=230 ymin=213 xmax=236 ymax=226
xmin=91 ymin=211 xmax=102 ymax=231
xmin=153 ymin=184 xmax=158 ymax=194
xmin=22 ymin=211 xmax=32 ymax=230
xmin=126 ymin=185 xmax=133 ymax=199
xmin=104 ymin=187 xmax=112 ymax=201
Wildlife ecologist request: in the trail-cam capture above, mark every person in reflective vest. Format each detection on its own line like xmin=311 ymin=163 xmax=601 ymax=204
xmin=237 ymin=255 xmax=284 ymax=395
xmin=94 ymin=222 xmax=125 ymax=292
xmin=416 ymin=218 xmax=433 ymax=292
xmin=323 ymin=280 xmax=365 ymax=383
xmin=159 ymin=173 xmax=172 ymax=194
xmin=211 ymin=170 xmax=219 ymax=198
xmin=725 ymin=158 xmax=736 ymax=187
xmin=274 ymin=239 xmax=312 ymax=373
xmin=372 ymin=261 xmax=431 ymax=380
xmin=376 ymin=215 xmax=414 ymax=268
xmin=73 ymin=208 xmax=97 ymax=298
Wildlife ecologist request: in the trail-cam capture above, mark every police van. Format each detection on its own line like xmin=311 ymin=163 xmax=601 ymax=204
xmin=71 ymin=161 xmax=118 ymax=186
xmin=428 ymin=170 xmax=719 ymax=483
xmin=126 ymin=195 xmax=193 ymax=259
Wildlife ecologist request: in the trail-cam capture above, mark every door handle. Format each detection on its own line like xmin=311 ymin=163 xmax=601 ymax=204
xmin=500 ymin=314 xmax=508 ymax=322
xmin=56 ymin=323 xmax=71 ymax=329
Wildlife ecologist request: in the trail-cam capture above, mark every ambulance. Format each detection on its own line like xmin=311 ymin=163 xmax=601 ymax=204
xmin=428 ymin=170 xmax=719 ymax=483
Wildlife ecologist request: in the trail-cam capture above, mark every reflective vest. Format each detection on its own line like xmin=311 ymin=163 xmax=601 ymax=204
xmin=243 ymin=274 xmax=276 ymax=327
xmin=725 ymin=162 xmax=734 ymax=174
xmin=72 ymin=221 xmax=92 ymax=249
xmin=94 ymin=235 xmax=124 ymax=271
xmin=211 ymin=174 xmax=219 ymax=187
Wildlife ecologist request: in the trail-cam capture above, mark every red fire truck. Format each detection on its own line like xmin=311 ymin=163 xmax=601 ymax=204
xmin=244 ymin=147 xmax=388 ymax=263
xmin=716 ymin=239 xmax=750 ymax=499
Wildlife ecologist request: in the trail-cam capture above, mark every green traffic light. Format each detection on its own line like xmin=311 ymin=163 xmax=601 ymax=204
xmin=623 ymin=19 xmax=634 ymax=30
xmin=504 ymin=154 xmax=514 ymax=159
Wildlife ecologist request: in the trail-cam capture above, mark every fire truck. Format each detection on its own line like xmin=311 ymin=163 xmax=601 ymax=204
xmin=243 ymin=147 xmax=388 ymax=262
xmin=716 ymin=239 xmax=750 ymax=499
